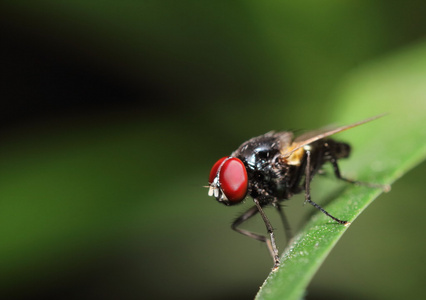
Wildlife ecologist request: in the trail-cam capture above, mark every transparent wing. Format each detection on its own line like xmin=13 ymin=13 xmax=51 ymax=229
xmin=280 ymin=114 xmax=386 ymax=158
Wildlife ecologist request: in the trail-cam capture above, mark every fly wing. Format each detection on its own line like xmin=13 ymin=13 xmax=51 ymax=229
xmin=274 ymin=131 xmax=294 ymax=149
xmin=280 ymin=114 xmax=386 ymax=158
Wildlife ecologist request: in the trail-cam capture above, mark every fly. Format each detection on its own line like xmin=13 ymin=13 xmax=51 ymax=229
xmin=207 ymin=115 xmax=389 ymax=269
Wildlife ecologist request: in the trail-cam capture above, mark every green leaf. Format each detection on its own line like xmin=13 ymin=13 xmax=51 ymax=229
xmin=256 ymin=41 xmax=426 ymax=300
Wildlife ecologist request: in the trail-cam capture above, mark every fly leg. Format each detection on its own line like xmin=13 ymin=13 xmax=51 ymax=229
xmin=304 ymin=150 xmax=349 ymax=225
xmin=273 ymin=202 xmax=293 ymax=242
xmin=329 ymin=156 xmax=391 ymax=192
xmin=232 ymin=202 xmax=280 ymax=269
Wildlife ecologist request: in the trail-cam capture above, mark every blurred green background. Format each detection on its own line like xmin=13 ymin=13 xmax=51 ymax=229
xmin=1 ymin=1 xmax=426 ymax=299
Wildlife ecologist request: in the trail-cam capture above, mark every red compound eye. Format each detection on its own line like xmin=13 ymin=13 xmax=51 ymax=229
xmin=209 ymin=157 xmax=227 ymax=184
xmin=219 ymin=158 xmax=248 ymax=203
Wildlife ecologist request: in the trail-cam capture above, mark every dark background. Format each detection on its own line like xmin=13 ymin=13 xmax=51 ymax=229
xmin=1 ymin=1 xmax=426 ymax=299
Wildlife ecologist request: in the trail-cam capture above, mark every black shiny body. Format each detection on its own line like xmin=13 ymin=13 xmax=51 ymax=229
xmin=231 ymin=132 xmax=351 ymax=207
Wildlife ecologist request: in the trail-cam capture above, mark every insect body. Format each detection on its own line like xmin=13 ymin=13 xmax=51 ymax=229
xmin=207 ymin=115 xmax=387 ymax=269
